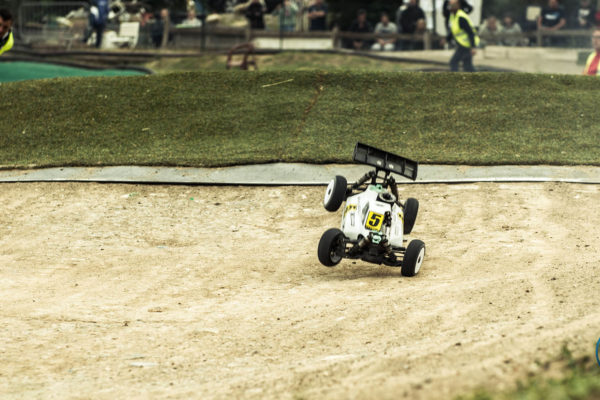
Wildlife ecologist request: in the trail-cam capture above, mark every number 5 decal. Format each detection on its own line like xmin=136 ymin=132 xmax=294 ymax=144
xmin=365 ymin=211 xmax=384 ymax=231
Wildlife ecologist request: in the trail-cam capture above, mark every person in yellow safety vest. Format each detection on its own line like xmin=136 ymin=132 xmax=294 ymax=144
xmin=583 ymin=29 xmax=600 ymax=75
xmin=0 ymin=8 xmax=14 ymax=56
xmin=447 ymin=0 xmax=479 ymax=72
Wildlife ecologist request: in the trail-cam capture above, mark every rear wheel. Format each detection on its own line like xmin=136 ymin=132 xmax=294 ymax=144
xmin=401 ymin=239 xmax=425 ymax=277
xmin=318 ymin=228 xmax=345 ymax=267
xmin=323 ymin=175 xmax=347 ymax=212
xmin=403 ymin=198 xmax=419 ymax=235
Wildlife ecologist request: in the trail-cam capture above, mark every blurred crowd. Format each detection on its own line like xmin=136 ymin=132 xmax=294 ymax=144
xmin=479 ymin=0 xmax=599 ymax=47
xmin=196 ymin=0 xmax=600 ymax=49
xmin=74 ymin=0 xmax=600 ymax=50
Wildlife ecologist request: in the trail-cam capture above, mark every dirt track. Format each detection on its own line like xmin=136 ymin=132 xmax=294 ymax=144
xmin=1 ymin=182 xmax=599 ymax=399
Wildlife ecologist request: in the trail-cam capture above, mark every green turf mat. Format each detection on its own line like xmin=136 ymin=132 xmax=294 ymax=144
xmin=0 ymin=61 xmax=146 ymax=82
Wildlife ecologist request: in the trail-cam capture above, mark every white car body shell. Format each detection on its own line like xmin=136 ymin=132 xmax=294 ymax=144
xmin=340 ymin=186 xmax=404 ymax=248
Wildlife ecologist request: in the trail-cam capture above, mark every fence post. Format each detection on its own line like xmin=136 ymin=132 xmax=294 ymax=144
xmin=161 ymin=11 xmax=170 ymax=49
xmin=200 ymin=14 xmax=206 ymax=51
xmin=424 ymin=31 xmax=431 ymax=50
xmin=332 ymin=26 xmax=339 ymax=49
xmin=279 ymin=15 xmax=283 ymax=51
xmin=245 ymin=26 xmax=251 ymax=43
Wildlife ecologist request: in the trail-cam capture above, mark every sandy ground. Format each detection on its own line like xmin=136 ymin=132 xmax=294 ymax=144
xmin=1 ymin=182 xmax=599 ymax=400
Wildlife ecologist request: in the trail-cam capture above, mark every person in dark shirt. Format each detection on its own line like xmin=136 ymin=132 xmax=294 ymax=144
xmin=264 ymin=0 xmax=282 ymax=13
xmin=151 ymin=8 xmax=171 ymax=48
xmin=400 ymin=0 xmax=425 ymax=34
xmin=307 ymin=0 xmax=328 ymax=31
xmin=208 ymin=0 xmax=227 ymax=13
xmin=574 ymin=0 xmax=596 ymax=45
xmin=245 ymin=0 xmax=266 ymax=29
xmin=400 ymin=0 xmax=425 ymax=50
xmin=83 ymin=0 xmax=109 ymax=48
xmin=539 ymin=0 xmax=566 ymax=29
xmin=349 ymin=9 xmax=373 ymax=50
xmin=574 ymin=0 xmax=596 ymax=29
xmin=537 ymin=0 xmax=566 ymax=46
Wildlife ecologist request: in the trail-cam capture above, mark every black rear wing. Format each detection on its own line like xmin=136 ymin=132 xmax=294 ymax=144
xmin=353 ymin=142 xmax=418 ymax=181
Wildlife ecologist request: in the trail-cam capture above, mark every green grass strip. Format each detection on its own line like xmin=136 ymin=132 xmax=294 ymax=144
xmin=1 ymin=71 xmax=600 ymax=168
xmin=458 ymin=346 xmax=600 ymax=400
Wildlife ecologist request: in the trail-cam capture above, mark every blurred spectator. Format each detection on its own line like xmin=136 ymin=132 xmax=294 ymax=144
xmin=443 ymin=0 xmax=473 ymax=36
xmin=583 ymin=28 xmax=600 ymax=75
xmin=276 ymin=0 xmax=299 ymax=32
xmin=178 ymin=9 xmax=203 ymax=27
xmin=372 ymin=12 xmax=397 ymax=51
xmin=83 ymin=0 xmax=109 ymax=48
xmin=395 ymin=3 xmax=406 ymax=31
xmin=265 ymin=0 xmax=281 ymax=13
xmin=151 ymin=8 xmax=171 ymax=48
xmin=349 ymin=9 xmax=372 ymax=50
xmin=400 ymin=0 xmax=425 ymax=50
xmin=574 ymin=0 xmax=596 ymax=29
xmin=479 ymin=16 xmax=501 ymax=45
xmin=406 ymin=18 xmax=427 ymax=50
xmin=0 ymin=8 xmax=13 ymax=56
xmin=538 ymin=0 xmax=566 ymax=46
xmin=447 ymin=0 xmax=479 ymax=72
xmin=400 ymin=0 xmax=425 ymax=36
xmin=194 ymin=0 xmax=205 ymax=15
xmin=208 ymin=0 xmax=227 ymax=12
xmin=245 ymin=0 xmax=266 ymax=29
xmin=500 ymin=14 xmax=523 ymax=46
xmin=307 ymin=0 xmax=328 ymax=31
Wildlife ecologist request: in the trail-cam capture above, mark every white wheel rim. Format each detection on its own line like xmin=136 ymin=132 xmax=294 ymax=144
xmin=324 ymin=179 xmax=334 ymax=206
xmin=414 ymin=247 xmax=425 ymax=274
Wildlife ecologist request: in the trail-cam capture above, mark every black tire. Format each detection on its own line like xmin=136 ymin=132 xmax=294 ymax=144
xmin=401 ymin=239 xmax=425 ymax=277
xmin=318 ymin=228 xmax=345 ymax=267
xmin=323 ymin=175 xmax=347 ymax=212
xmin=403 ymin=198 xmax=419 ymax=235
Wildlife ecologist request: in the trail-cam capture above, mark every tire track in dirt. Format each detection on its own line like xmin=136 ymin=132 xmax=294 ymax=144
xmin=1 ymin=182 xmax=599 ymax=400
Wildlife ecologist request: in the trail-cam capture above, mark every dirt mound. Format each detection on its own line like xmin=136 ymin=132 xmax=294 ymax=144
xmin=1 ymin=182 xmax=598 ymax=399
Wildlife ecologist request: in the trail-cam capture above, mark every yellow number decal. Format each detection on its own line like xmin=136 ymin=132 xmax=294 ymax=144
xmin=365 ymin=211 xmax=384 ymax=231
xmin=344 ymin=204 xmax=357 ymax=218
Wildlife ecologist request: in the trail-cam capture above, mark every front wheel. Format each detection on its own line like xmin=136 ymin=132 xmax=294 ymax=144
xmin=403 ymin=198 xmax=419 ymax=235
xmin=318 ymin=228 xmax=345 ymax=267
xmin=323 ymin=175 xmax=347 ymax=212
xmin=401 ymin=239 xmax=425 ymax=277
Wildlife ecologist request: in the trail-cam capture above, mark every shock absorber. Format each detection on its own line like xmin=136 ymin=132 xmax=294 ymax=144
xmin=382 ymin=212 xmax=393 ymax=254
xmin=358 ymin=235 xmax=370 ymax=248
xmin=388 ymin=176 xmax=400 ymax=204
xmin=352 ymin=170 xmax=376 ymax=190
xmin=381 ymin=239 xmax=393 ymax=255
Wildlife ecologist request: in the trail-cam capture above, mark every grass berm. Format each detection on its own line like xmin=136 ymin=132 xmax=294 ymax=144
xmin=1 ymin=71 xmax=600 ymax=168
xmin=458 ymin=346 xmax=600 ymax=400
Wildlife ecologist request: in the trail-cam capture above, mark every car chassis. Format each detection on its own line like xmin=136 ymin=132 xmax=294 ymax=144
xmin=318 ymin=142 xmax=425 ymax=276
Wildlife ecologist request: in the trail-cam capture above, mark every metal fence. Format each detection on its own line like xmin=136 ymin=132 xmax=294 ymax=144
xmin=168 ymin=26 xmax=435 ymax=51
xmin=18 ymin=1 xmax=89 ymax=46
xmin=169 ymin=26 xmax=595 ymax=52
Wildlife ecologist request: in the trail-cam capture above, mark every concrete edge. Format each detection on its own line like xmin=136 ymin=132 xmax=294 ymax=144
xmin=1 ymin=164 xmax=600 ymax=186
